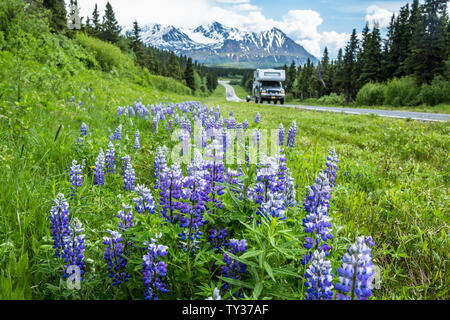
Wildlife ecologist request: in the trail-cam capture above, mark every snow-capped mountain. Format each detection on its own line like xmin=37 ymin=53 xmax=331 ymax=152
xmin=141 ymin=21 xmax=317 ymax=68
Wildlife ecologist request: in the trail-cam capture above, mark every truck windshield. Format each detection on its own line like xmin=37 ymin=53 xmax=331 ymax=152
xmin=261 ymin=81 xmax=281 ymax=87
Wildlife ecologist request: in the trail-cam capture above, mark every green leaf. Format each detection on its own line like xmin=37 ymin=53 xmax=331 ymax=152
xmin=264 ymin=261 xmax=275 ymax=281
xmin=253 ymin=282 xmax=263 ymax=299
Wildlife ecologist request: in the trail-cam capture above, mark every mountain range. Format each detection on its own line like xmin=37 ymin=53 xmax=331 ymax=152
xmin=141 ymin=21 xmax=318 ymax=68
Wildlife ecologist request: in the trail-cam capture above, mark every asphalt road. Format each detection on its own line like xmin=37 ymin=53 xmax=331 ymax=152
xmin=218 ymin=81 xmax=450 ymax=122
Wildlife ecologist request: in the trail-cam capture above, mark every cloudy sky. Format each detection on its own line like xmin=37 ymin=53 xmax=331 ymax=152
xmin=75 ymin=0 xmax=414 ymax=59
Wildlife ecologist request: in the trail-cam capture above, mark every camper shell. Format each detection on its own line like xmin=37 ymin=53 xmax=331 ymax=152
xmin=248 ymin=69 xmax=286 ymax=104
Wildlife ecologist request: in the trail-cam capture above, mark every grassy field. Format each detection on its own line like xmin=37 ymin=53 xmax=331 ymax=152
xmin=203 ymin=85 xmax=449 ymax=299
xmin=225 ymin=81 xmax=450 ymax=114
xmin=1 ymin=38 xmax=449 ymax=300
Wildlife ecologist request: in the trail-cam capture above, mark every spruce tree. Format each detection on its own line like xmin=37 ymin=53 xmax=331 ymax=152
xmin=100 ymin=1 xmax=121 ymax=44
xmin=408 ymin=0 xmax=448 ymax=83
xmin=91 ymin=3 xmax=101 ymax=36
xmin=343 ymin=29 xmax=359 ymax=104
xmin=287 ymin=61 xmax=297 ymax=93
xmin=43 ymin=0 xmax=67 ymax=32
xmin=184 ymin=57 xmax=195 ymax=91
xmin=130 ymin=20 xmax=143 ymax=60
xmin=168 ymin=52 xmax=182 ymax=80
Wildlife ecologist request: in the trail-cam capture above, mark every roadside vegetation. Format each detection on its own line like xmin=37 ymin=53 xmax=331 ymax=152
xmin=0 ymin=0 xmax=448 ymax=301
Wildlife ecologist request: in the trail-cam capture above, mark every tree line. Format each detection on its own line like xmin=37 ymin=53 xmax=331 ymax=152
xmin=241 ymin=0 xmax=449 ymax=106
xmin=42 ymin=0 xmax=219 ymax=94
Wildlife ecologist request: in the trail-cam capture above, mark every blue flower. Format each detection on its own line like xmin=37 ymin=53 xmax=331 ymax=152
xmin=304 ymin=250 xmax=334 ymax=300
xmin=70 ymin=160 xmax=82 ymax=199
xmin=142 ymin=235 xmax=169 ymax=300
xmin=222 ymin=239 xmax=247 ymax=291
xmin=286 ymin=121 xmax=297 ymax=148
xmin=278 ymin=123 xmax=285 ymax=146
xmin=134 ymin=130 xmax=141 ymax=149
xmin=117 ymin=203 xmax=134 ymax=231
xmin=124 ymin=161 xmax=135 ymax=191
xmin=105 ymin=142 xmax=115 ymax=174
xmin=133 ymin=185 xmax=156 ymax=214
xmin=50 ymin=193 xmax=70 ymax=257
xmin=94 ymin=148 xmax=105 ymax=186
xmin=80 ymin=123 xmax=87 ymax=136
xmin=336 ymin=236 xmax=375 ymax=300
xmin=62 ymin=218 xmax=85 ymax=281
xmin=103 ymin=230 xmax=130 ymax=285
xmin=254 ymin=112 xmax=261 ymax=124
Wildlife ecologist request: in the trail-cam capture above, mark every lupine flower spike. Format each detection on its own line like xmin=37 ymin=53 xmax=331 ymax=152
xmin=336 ymin=236 xmax=375 ymax=300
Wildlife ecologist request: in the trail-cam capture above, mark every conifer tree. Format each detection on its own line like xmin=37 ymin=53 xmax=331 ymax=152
xmin=343 ymin=29 xmax=359 ymax=103
xmin=42 ymin=0 xmax=67 ymax=32
xmin=168 ymin=52 xmax=182 ymax=80
xmin=184 ymin=57 xmax=195 ymax=91
xmin=100 ymin=1 xmax=121 ymax=44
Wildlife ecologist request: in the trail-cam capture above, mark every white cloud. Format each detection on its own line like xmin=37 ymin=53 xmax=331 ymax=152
xmin=365 ymin=5 xmax=394 ymax=29
xmin=232 ymin=3 xmax=261 ymax=11
xmin=76 ymin=0 xmax=353 ymax=59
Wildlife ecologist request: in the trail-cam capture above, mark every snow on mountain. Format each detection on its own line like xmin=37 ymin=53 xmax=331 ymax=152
xmin=141 ymin=21 xmax=318 ymax=67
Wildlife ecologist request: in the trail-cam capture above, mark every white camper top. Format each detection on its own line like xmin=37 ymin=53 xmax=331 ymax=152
xmin=254 ymin=69 xmax=286 ymax=82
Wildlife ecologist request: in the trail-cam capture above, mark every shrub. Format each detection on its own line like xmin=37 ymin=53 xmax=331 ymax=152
xmin=75 ymin=33 xmax=135 ymax=75
xmin=356 ymin=82 xmax=386 ymax=106
xmin=384 ymin=76 xmax=420 ymax=107
xmin=317 ymin=93 xmax=346 ymax=105
xmin=419 ymin=76 xmax=450 ymax=106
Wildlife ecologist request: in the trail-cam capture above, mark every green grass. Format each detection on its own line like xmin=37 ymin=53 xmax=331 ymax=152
xmin=1 ymin=6 xmax=449 ymax=299
xmin=1 ymin=71 xmax=448 ymax=300
xmin=226 ymin=83 xmax=450 ymax=114
xmin=202 ymin=86 xmax=450 ymax=299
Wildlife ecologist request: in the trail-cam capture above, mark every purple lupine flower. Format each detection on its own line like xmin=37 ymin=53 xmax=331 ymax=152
xmin=69 ymin=96 xmax=75 ymax=103
xmin=159 ymin=163 xmax=184 ymax=223
xmin=105 ymin=142 xmax=115 ymax=174
xmin=70 ymin=160 xmax=82 ymax=200
xmin=209 ymin=227 xmax=229 ymax=251
xmin=121 ymin=155 xmax=130 ymax=177
xmin=236 ymin=123 xmax=243 ymax=141
xmin=204 ymin=141 xmax=225 ymax=210
xmin=80 ymin=123 xmax=87 ymax=136
xmin=225 ymin=168 xmax=243 ymax=196
xmin=180 ymin=129 xmax=190 ymax=157
xmin=142 ymin=235 xmax=169 ymax=300
xmin=154 ymin=146 xmax=168 ymax=189
xmin=50 ymin=193 xmax=70 ymax=258
xmin=227 ymin=115 xmax=236 ymax=129
xmin=94 ymin=148 xmax=105 ymax=186
xmin=134 ymin=130 xmax=141 ymax=149
xmin=117 ymin=203 xmax=134 ymax=231
xmin=287 ymin=121 xmax=297 ymax=148
xmin=78 ymin=100 xmax=82 ymax=107
xmin=326 ymin=147 xmax=339 ymax=188
xmin=253 ymin=128 xmax=260 ymax=149
xmin=134 ymin=185 xmax=156 ymax=214
xmin=304 ymin=250 xmax=334 ymax=300
xmin=153 ymin=117 xmax=158 ymax=133
xmin=124 ymin=161 xmax=135 ymax=191
xmin=178 ymin=155 xmax=210 ymax=252
xmin=206 ymin=288 xmax=222 ymax=300
xmin=254 ymin=112 xmax=261 ymax=124
xmin=336 ymin=236 xmax=375 ymax=300
xmin=243 ymin=120 xmax=249 ymax=130
xmin=114 ymin=125 xmax=122 ymax=141
xmin=278 ymin=123 xmax=285 ymax=147
xmin=75 ymin=138 xmax=84 ymax=153
xmin=103 ymin=230 xmax=130 ymax=285
xmin=258 ymin=192 xmax=286 ymax=221
xmin=221 ymin=239 xmax=247 ymax=290
xmin=62 ymin=218 xmax=85 ymax=281
xmin=301 ymin=171 xmax=332 ymax=265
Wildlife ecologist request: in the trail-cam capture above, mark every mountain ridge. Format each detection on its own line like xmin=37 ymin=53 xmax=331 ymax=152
xmin=141 ymin=21 xmax=318 ymax=68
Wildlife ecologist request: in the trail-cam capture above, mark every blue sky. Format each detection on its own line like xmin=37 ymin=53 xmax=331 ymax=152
xmin=77 ymin=0 xmax=414 ymax=58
